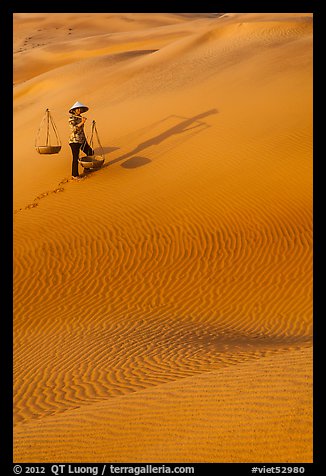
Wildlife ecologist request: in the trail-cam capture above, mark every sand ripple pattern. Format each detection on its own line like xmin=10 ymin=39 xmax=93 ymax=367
xmin=14 ymin=346 xmax=312 ymax=462
xmin=14 ymin=178 xmax=312 ymax=424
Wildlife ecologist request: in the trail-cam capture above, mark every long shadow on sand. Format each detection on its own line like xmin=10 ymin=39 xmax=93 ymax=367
xmin=99 ymin=146 xmax=120 ymax=155
xmin=121 ymin=156 xmax=152 ymax=168
xmin=102 ymin=109 xmax=219 ymax=169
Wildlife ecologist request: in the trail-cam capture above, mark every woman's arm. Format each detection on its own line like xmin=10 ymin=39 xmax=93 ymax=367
xmin=75 ymin=117 xmax=87 ymax=128
xmin=69 ymin=115 xmax=86 ymax=131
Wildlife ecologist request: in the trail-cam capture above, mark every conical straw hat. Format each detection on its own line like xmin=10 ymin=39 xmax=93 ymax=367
xmin=69 ymin=101 xmax=89 ymax=114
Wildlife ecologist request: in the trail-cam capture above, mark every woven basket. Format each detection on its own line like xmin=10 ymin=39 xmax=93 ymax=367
xmin=79 ymin=155 xmax=104 ymax=169
xmin=36 ymin=145 xmax=62 ymax=154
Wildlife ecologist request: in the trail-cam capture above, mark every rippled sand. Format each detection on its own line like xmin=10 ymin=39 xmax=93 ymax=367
xmin=13 ymin=13 xmax=312 ymax=462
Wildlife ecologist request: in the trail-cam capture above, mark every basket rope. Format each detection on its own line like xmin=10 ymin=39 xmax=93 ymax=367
xmin=35 ymin=108 xmax=61 ymax=148
xmin=88 ymin=120 xmax=105 ymax=159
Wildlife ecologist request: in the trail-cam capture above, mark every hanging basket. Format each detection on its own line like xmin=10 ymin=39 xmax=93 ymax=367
xmin=78 ymin=120 xmax=105 ymax=169
xmin=35 ymin=108 xmax=61 ymax=154
xmin=36 ymin=145 xmax=62 ymax=154
xmin=79 ymin=155 xmax=104 ymax=169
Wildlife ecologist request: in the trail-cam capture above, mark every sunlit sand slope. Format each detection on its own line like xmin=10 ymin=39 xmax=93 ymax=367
xmin=13 ymin=12 xmax=312 ymax=462
xmin=14 ymin=347 xmax=312 ymax=462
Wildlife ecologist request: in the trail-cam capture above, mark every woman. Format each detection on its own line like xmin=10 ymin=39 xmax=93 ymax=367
xmin=68 ymin=101 xmax=94 ymax=178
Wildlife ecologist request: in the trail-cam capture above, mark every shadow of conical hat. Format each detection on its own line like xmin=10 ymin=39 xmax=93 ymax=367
xmin=69 ymin=101 xmax=89 ymax=114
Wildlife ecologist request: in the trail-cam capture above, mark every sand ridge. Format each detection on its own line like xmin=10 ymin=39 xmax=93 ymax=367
xmin=14 ymin=13 xmax=312 ymax=462
xmin=14 ymin=347 xmax=312 ymax=463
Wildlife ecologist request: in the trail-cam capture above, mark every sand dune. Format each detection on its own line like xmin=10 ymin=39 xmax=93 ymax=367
xmin=13 ymin=13 xmax=312 ymax=462
xmin=14 ymin=347 xmax=312 ymax=462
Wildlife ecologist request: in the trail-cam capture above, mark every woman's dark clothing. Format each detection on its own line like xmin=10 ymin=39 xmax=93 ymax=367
xmin=70 ymin=140 xmax=94 ymax=177
xmin=69 ymin=112 xmax=94 ymax=177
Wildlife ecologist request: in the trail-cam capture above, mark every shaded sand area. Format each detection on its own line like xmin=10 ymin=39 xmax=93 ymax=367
xmin=13 ymin=13 xmax=313 ymax=462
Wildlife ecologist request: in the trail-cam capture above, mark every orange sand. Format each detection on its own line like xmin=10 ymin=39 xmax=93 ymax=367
xmin=13 ymin=13 xmax=313 ymax=462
